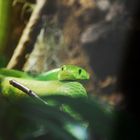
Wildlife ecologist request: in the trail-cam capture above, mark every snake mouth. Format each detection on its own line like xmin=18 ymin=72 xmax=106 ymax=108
xmin=58 ymin=71 xmax=76 ymax=81
xmin=58 ymin=71 xmax=90 ymax=81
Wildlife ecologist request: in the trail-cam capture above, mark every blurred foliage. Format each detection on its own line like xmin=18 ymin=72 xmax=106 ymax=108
xmin=0 ymin=94 xmax=138 ymax=140
xmin=0 ymin=0 xmax=12 ymax=52
xmin=0 ymin=95 xmax=77 ymax=140
xmin=0 ymin=94 xmax=116 ymax=140
xmin=0 ymin=0 xmax=12 ymax=66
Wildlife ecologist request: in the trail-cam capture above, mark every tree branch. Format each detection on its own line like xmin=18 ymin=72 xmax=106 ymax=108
xmin=7 ymin=0 xmax=47 ymax=69
xmin=9 ymin=79 xmax=48 ymax=104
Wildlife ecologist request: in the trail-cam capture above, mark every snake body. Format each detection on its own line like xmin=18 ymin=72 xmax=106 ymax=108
xmin=0 ymin=65 xmax=89 ymax=97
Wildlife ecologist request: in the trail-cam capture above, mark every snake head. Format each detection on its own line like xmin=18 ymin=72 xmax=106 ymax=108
xmin=58 ymin=65 xmax=90 ymax=81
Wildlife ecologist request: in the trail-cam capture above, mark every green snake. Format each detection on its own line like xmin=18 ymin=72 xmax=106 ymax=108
xmin=0 ymin=65 xmax=89 ymax=97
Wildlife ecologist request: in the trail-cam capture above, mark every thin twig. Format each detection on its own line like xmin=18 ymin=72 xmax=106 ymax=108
xmin=9 ymin=79 xmax=48 ymax=105
xmin=7 ymin=0 xmax=47 ymax=69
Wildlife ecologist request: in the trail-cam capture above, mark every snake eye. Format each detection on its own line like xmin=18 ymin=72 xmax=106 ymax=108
xmin=61 ymin=65 xmax=66 ymax=71
xmin=78 ymin=69 xmax=82 ymax=75
xmin=61 ymin=67 xmax=64 ymax=71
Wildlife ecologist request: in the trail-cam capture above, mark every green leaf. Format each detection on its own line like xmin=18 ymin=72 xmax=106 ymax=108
xmin=0 ymin=96 xmax=80 ymax=140
xmin=45 ymin=95 xmax=115 ymax=139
